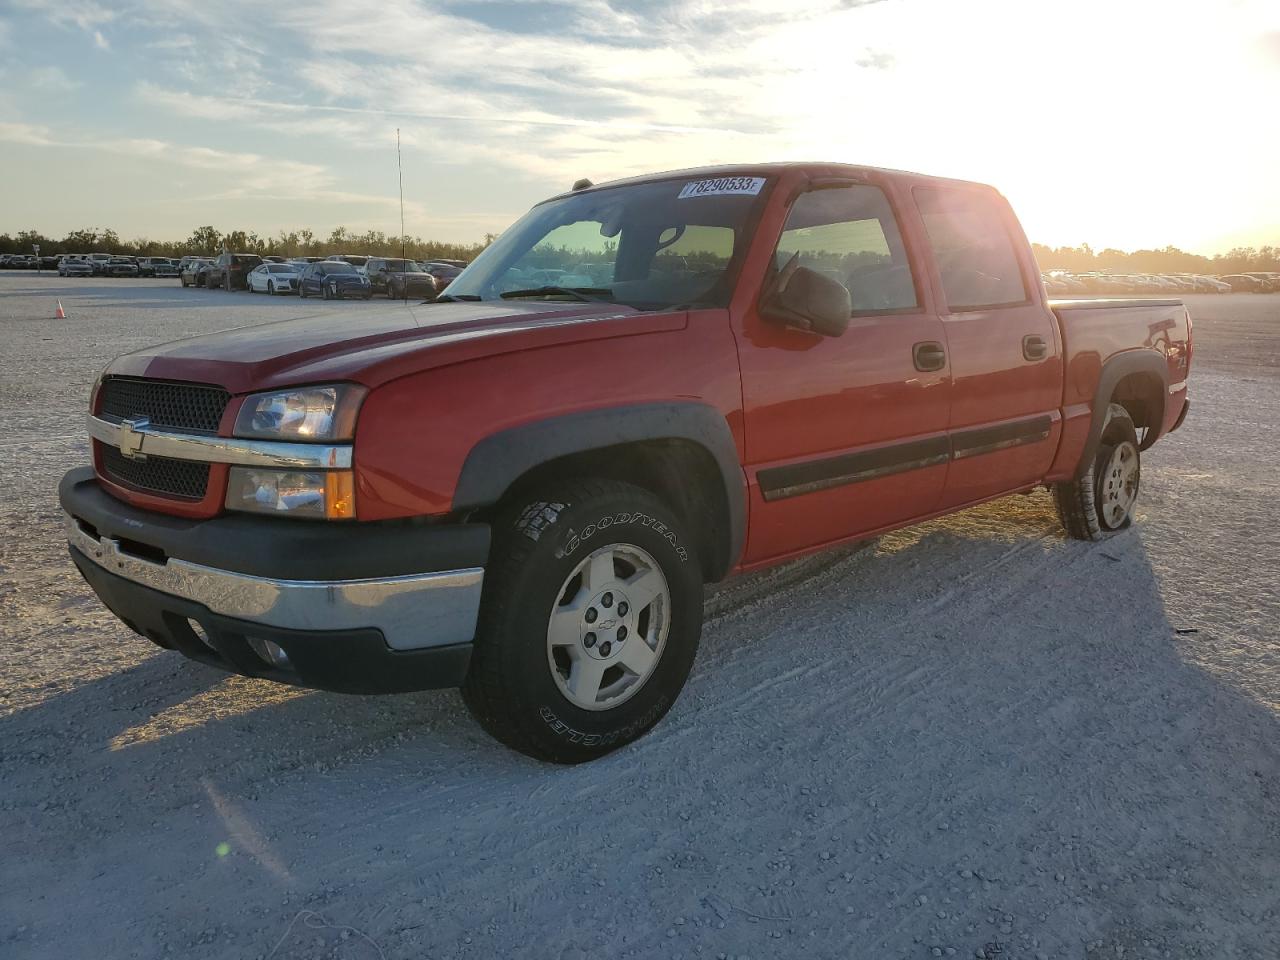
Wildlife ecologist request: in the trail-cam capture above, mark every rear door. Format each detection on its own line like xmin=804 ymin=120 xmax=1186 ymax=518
xmin=910 ymin=185 xmax=1062 ymax=507
xmin=737 ymin=177 xmax=951 ymax=564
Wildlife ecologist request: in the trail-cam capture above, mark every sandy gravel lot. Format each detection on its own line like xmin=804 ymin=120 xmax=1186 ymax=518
xmin=2 ymin=277 xmax=1278 ymax=960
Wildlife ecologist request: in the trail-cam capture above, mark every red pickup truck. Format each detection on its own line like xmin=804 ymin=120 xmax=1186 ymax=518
xmin=60 ymin=162 xmax=1192 ymax=762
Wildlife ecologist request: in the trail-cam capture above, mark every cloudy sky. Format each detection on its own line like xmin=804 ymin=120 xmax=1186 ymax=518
xmin=0 ymin=0 xmax=1277 ymax=253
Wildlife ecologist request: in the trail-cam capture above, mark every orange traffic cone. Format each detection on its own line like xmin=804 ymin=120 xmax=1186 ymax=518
xmin=55 ymin=300 xmax=66 ymax=319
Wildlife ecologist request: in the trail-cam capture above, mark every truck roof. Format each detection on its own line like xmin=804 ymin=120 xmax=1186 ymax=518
xmin=543 ymin=161 xmax=1000 ymax=204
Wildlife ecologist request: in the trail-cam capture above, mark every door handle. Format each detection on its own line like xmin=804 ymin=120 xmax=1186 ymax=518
xmin=913 ymin=341 xmax=946 ymax=372
xmin=1023 ymin=334 xmax=1048 ymax=361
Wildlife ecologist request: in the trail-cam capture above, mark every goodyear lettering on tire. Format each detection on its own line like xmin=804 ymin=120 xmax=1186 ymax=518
xmin=557 ymin=511 xmax=688 ymax=562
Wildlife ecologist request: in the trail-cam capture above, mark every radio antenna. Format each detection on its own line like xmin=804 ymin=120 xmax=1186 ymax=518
xmin=396 ymin=128 xmax=406 ymax=261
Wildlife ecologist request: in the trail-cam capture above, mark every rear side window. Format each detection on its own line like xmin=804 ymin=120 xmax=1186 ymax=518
xmin=774 ymin=185 xmax=917 ymax=315
xmin=914 ymin=187 xmax=1028 ymax=311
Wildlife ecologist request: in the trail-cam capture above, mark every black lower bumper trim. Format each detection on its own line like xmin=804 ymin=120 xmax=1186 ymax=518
xmin=71 ymin=546 xmax=471 ymax=693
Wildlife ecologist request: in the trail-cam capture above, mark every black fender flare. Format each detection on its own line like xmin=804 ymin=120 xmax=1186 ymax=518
xmin=1077 ymin=349 xmax=1169 ymax=478
xmin=453 ymin=402 xmax=747 ymax=577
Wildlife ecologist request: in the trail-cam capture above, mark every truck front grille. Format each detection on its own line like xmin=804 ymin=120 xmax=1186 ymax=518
xmin=99 ymin=377 xmax=229 ymax=434
xmin=100 ymin=445 xmax=210 ymax=501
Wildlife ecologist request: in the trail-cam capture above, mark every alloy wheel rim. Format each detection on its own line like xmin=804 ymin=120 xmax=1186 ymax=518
xmin=546 ymin=543 xmax=671 ymax=711
xmin=1101 ymin=440 xmax=1139 ymax=528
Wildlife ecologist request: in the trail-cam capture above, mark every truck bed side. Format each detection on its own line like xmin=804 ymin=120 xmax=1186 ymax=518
xmin=1046 ymin=298 xmax=1192 ymax=480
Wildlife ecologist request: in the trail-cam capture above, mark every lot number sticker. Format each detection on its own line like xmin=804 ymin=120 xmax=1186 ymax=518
xmin=677 ymin=177 xmax=766 ymax=199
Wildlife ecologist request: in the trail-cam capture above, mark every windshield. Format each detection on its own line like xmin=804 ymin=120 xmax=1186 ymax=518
xmin=444 ymin=176 xmax=769 ymax=310
xmin=385 ymin=260 xmax=420 ymax=272
xmin=267 ymin=264 xmax=294 ymax=273
xmin=321 ymin=263 xmax=358 ymax=275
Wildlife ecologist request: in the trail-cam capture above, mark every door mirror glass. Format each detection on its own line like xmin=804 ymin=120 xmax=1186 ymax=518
xmin=763 ymin=260 xmax=852 ymax=337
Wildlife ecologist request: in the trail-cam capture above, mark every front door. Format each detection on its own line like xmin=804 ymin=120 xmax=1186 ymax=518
xmin=737 ymin=179 xmax=951 ymax=565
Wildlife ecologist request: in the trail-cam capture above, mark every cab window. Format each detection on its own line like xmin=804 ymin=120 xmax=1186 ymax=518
xmin=774 ymin=185 xmax=917 ymax=315
xmin=914 ymin=187 xmax=1028 ymax=311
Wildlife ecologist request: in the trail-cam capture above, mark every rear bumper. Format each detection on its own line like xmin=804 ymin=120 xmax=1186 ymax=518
xmin=59 ymin=467 xmax=488 ymax=693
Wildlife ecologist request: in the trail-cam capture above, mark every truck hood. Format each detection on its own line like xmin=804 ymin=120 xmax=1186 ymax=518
xmin=103 ymin=300 xmax=684 ymax=394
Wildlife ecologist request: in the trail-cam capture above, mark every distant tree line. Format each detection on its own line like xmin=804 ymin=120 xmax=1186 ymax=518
xmin=1031 ymin=242 xmax=1280 ymax=275
xmin=0 ymin=226 xmax=496 ymax=262
xmin=1 ymin=226 xmax=1277 ymax=275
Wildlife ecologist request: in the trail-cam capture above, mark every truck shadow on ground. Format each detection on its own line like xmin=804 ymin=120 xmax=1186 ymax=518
xmin=5 ymin=491 xmax=1278 ymax=958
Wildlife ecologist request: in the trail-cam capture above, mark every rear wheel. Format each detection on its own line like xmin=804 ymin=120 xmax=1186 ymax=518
xmin=1053 ymin=403 xmax=1141 ymax=540
xmin=462 ymin=479 xmax=702 ymax=763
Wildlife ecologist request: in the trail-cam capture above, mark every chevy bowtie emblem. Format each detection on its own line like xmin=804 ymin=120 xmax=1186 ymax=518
xmin=119 ymin=416 xmax=150 ymax=460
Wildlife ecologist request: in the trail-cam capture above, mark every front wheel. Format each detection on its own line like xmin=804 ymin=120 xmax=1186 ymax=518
xmin=462 ymin=479 xmax=703 ymax=763
xmin=1053 ymin=403 xmax=1141 ymax=540
xmin=267 ymin=281 xmax=275 ymax=295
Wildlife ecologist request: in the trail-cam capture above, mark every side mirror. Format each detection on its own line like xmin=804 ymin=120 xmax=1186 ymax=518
xmin=762 ymin=261 xmax=851 ymax=337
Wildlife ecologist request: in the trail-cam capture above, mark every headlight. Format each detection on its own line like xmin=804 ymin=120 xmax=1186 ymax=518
xmin=233 ymin=384 xmax=366 ymax=441
xmin=227 ymin=467 xmax=355 ymax=520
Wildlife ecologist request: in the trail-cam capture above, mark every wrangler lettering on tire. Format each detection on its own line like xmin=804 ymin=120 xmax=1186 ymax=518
xmin=462 ymin=479 xmax=701 ymax=763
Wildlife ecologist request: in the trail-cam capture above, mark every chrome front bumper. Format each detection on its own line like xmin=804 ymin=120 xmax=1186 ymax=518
xmin=66 ymin=513 xmax=484 ymax=651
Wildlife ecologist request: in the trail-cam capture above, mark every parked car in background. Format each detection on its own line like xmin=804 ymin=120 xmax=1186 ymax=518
xmin=62 ymin=257 xmax=93 ymax=277
xmin=262 ymin=256 xmax=286 ymax=264
xmin=288 ymin=256 xmax=325 ymax=265
xmin=204 ymin=252 xmax=264 ymax=291
xmin=86 ymin=253 xmax=113 ymax=275
xmin=103 ymin=257 xmax=140 ymax=278
xmin=180 ymin=257 xmax=213 ymax=287
xmin=152 ymin=258 xmax=180 ymax=278
xmin=386 ymin=265 xmax=438 ymax=300
xmin=366 ymin=257 xmax=433 ymax=298
xmin=39 ymin=255 xmax=59 ymax=270
xmin=137 ymin=257 xmax=171 ymax=277
xmin=58 ymin=255 xmax=85 ymax=276
xmin=429 ymin=258 xmax=469 ymax=269
xmin=422 ymin=261 xmax=462 ymax=291
xmin=331 ymin=254 xmax=370 ymax=275
xmin=6 ymin=254 xmax=37 ymax=269
xmin=298 ymin=260 xmax=372 ymax=299
xmin=246 ymin=262 xmax=302 ymax=295
xmin=1241 ymin=272 xmax=1280 ymax=292
xmin=1219 ymin=274 xmax=1266 ymax=292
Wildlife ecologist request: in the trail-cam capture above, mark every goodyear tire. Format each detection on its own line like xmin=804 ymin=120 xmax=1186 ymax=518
xmin=462 ymin=479 xmax=702 ymax=763
xmin=1053 ymin=403 xmax=1141 ymax=540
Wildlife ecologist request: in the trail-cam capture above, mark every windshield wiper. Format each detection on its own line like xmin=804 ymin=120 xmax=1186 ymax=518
xmin=499 ymin=286 xmax=613 ymax=303
xmin=433 ymin=293 xmax=482 ymax=302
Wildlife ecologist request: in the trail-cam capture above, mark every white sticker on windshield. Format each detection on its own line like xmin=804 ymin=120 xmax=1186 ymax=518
xmin=677 ymin=176 xmax=766 ymax=199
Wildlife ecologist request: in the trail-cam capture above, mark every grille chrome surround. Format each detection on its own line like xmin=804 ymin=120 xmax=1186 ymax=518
xmin=99 ymin=377 xmax=229 ymax=434
xmin=100 ymin=444 xmax=211 ymax=500
xmin=88 ymin=415 xmax=353 ymax=470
